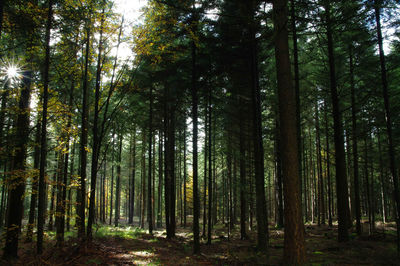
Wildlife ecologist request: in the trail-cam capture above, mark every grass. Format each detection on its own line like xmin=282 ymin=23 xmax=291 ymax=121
xmin=45 ymin=230 xmax=76 ymax=240
xmin=94 ymin=225 xmax=145 ymax=240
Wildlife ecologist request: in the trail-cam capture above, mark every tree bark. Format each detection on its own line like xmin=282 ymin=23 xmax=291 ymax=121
xmin=273 ymin=0 xmax=305 ymax=263
xmin=36 ymin=0 xmax=53 ymax=254
xmin=325 ymin=0 xmax=349 ymax=242
xmin=114 ymin=133 xmax=123 ymax=226
xmin=191 ymin=13 xmax=200 ymax=252
xmin=148 ymin=87 xmax=153 ymax=234
xmin=374 ymin=0 xmax=400 ymax=252
xmin=3 ymin=71 xmax=32 ymax=259
xmin=87 ymin=5 xmax=105 ymax=240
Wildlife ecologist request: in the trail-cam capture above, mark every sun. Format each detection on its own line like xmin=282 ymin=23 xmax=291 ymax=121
xmin=7 ymin=65 xmax=20 ymax=79
xmin=1 ymin=59 xmax=23 ymax=86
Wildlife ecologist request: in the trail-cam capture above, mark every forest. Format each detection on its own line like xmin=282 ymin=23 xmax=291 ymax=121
xmin=0 ymin=0 xmax=399 ymax=264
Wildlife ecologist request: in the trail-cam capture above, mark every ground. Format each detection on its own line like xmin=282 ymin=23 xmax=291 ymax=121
xmin=1 ymin=221 xmax=398 ymax=265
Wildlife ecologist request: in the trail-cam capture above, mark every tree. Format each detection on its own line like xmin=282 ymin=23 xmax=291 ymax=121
xmin=373 ymin=0 xmax=400 ymax=252
xmin=324 ymin=0 xmax=350 ymax=242
xmin=37 ymin=0 xmax=53 ymax=254
xmin=273 ymin=0 xmax=305 ymax=263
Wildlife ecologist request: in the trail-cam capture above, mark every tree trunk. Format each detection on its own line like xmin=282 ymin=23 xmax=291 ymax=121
xmin=325 ymin=0 xmax=349 ymax=242
xmin=109 ymin=133 xmax=115 ymax=225
xmin=349 ymin=46 xmax=361 ymax=235
xmin=273 ymin=0 xmax=305 ymax=263
xmin=324 ymin=101 xmax=333 ymax=227
xmin=191 ymin=15 xmax=200 ymax=252
xmin=202 ymin=109 xmax=208 ymax=237
xmin=3 ymin=71 xmax=32 ymax=259
xmin=114 ymin=133 xmax=123 ymax=227
xmin=129 ymin=128 xmax=136 ymax=224
xmin=207 ymin=88 xmax=212 ymax=245
xmin=157 ymin=131 xmax=162 ymax=227
xmin=249 ymin=5 xmax=268 ymax=249
xmin=77 ymin=16 xmax=92 ymax=239
xmin=183 ymin=128 xmax=187 ymax=228
xmin=26 ymin=118 xmax=41 ymax=242
xmin=239 ymin=101 xmax=247 ymax=240
xmin=275 ymin=118 xmax=284 ymax=228
xmin=148 ymin=86 xmax=153 ymax=234
xmin=36 ymin=0 xmax=53 ymax=255
xmin=374 ymin=0 xmax=400 ymax=252
xmin=315 ymin=102 xmax=325 ymax=225
xmin=140 ymin=131 xmax=146 ymax=229
xmin=87 ymin=5 xmax=105 ymax=240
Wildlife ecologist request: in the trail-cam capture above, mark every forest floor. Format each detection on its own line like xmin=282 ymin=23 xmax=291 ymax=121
xmin=1 ymin=220 xmax=398 ymax=265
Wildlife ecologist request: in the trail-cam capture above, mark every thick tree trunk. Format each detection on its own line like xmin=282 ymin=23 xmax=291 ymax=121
xmin=273 ymin=0 xmax=305 ymax=263
xmin=3 ymin=71 xmax=32 ymax=259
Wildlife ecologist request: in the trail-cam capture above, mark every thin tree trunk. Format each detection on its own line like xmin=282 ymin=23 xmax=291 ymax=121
xmin=239 ymin=103 xmax=247 ymax=240
xmin=249 ymin=6 xmax=268 ymax=248
xmin=87 ymin=5 xmax=105 ymax=239
xmin=202 ymin=110 xmax=208 ymax=237
xmin=129 ymin=128 xmax=136 ymax=224
xmin=349 ymin=46 xmax=361 ymax=235
xmin=36 ymin=0 xmax=53 ymax=255
xmin=191 ymin=12 xmax=200 ymax=252
xmin=77 ymin=16 xmax=92 ymax=239
xmin=148 ymin=87 xmax=153 ymax=234
xmin=114 ymin=133 xmax=123 ymax=227
xmin=109 ymin=133 xmax=115 ymax=225
xmin=207 ymin=88 xmax=212 ymax=245
xmin=183 ymin=128 xmax=187 ymax=228
xmin=26 ymin=118 xmax=41 ymax=242
xmin=315 ymin=103 xmax=325 ymax=225
xmin=275 ymin=118 xmax=284 ymax=228
xmin=325 ymin=0 xmax=349 ymax=242
xmin=140 ymin=131 xmax=146 ymax=229
xmin=324 ymin=101 xmax=333 ymax=227
xmin=374 ymin=0 xmax=400 ymax=253
xmin=157 ymin=131 xmax=162 ymax=227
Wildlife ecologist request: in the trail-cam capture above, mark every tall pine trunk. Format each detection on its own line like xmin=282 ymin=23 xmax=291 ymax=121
xmin=87 ymin=5 xmax=105 ymax=239
xmin=374 ymin=0 xmax=400 ymax=252
xmin=36 ymin=0 xmax=53 ymax=254
xmin=3 ymin=71 xmax=32 ymax=259
xmin=148 ymin=87 xmax=153 ymax=234
xmin=273 ymin=0 xmax=305 ymax=263
xmin=191 ymin=12 xmax=200 ymax=252
xmin=325 ymin=0 xmax=349 ymax=242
